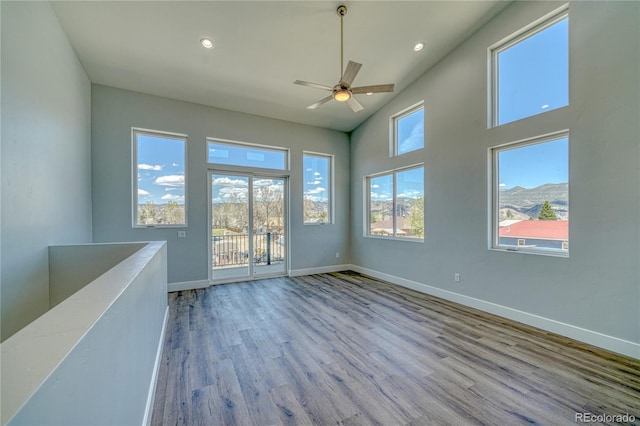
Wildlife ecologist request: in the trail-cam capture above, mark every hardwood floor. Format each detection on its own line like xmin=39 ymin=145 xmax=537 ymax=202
xmin=151 ymin=272 xmax=640 ymax=425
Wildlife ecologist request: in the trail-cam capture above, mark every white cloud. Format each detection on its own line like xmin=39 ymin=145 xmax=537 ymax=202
xmin=212 ymin=177 xmax=247 ymax=186
xmin=138 ymin=189 xmax=150 ymax=196
xmin=172 ymin=162 xmax=180 ymax=167
xmin=161 ymin=194 xmax=185 ymax=202
xmin=154 ymin=175 xmax=185 ymax=187
xmin=138 ymin=163 xmax=163 ymax=171
xmin=371 ymin=184 xmax=380 ymax=189
xmin=499 ymin=183 xmax=507 ymax=187
xmin=371 ymin=192 xmax=389 ymax=200
xmin=306 ymin=168 xmax=313 ymax=172
xmin=305 ymin=187 xmax=326 ymax=195
xmin=314 ymin=172 xmax=321 ymax=176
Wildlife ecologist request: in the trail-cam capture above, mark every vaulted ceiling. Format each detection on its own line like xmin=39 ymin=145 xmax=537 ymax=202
xmin=52 ymin=1 xmax=511 ymax=132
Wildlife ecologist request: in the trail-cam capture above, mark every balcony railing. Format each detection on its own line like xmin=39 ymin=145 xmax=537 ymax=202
xmin=212 ymin=232 xmax=284 ymax=267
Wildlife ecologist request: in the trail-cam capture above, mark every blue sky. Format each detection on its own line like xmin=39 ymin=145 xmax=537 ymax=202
xmin=303 ymin=155 xmax=329 ymax=203
xmin=397 ymin=108 xmax=424 ymax=155
xmin=498 ymin=16 xmax=568 ymax=125
xmin=497 ymin=16 xmax=568 ymax=189
xmin=370 ymin=167 xmax=424 ymax=202
xmin=210 ymin=175 xmax=284 ymax=204
xmin=499 ymin=137 xmax=568 ymax=189
xmin=137 ymin=134 xmax=185 ymax=205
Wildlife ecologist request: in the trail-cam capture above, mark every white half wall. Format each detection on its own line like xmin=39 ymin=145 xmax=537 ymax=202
xmin=2 ymin=242 xmax=168 ymax=425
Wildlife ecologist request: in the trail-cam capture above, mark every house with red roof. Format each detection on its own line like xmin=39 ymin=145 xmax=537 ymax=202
xmin=499 ymin=220 xmax=569 ymax=251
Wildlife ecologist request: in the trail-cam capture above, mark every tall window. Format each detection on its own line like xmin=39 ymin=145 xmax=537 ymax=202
xmin=491 ymin=132 xmax=569 ymax=255
xmin=303 ymin=152 xmax=332 ymax=224
xmin=490 ymin=6 xmax=568 ymax=126
xmin=367 ymin=165 xmax=424 ymax=240
xmin=392 ymin=103 xmax=424 ymax=156
xmin=133 ymin=128 xmax=187 ymax=227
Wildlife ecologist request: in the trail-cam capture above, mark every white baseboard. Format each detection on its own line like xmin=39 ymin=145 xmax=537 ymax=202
xmin=143 ymin=306 xmax=169 ymax=426
xmin=289 ymin=264 xmax=351 ymax=277
xmin=350 ymin=265 xmax=640 ymax=360
xmin=167 ymin=279 xmax=209 ymax=292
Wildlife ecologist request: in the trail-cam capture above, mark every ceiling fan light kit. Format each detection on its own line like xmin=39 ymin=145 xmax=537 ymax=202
xmin=293 ymin=4 xmax=394 ymax=112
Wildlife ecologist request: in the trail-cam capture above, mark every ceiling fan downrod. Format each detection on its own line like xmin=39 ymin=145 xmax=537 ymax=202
xmin=337 ymin=5 xmax=347 ymax=80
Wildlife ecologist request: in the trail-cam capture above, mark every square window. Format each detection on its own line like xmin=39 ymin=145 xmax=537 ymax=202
xmin=491 ymin=7 xmax=568 ymax=126
xmin=133 ymin=129 xmax=187 ymax=227
xmin=492 ymin=132 xmax=569 ymax=255
xmin=392 ymin=103 xmax=424 ymax=156
xmin=303 ymin=152 xmax=333 ymax=224
xmin=367 ymin=165 xmax=424 ymax=240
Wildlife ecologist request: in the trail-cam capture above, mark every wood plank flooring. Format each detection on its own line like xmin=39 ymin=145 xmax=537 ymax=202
xmin=151 ymin=272 xmax=640 ymax=425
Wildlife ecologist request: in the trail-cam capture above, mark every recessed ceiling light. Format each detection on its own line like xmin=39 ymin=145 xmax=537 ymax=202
xmin=366 ymin=92 xmax=373 ymax=96
xmin=413 ymin=42 xmax=425 ymax=52
xmin=200 ymin=38 xmax=214 ymax=49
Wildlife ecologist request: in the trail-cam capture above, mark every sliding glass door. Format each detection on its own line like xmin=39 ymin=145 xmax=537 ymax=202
xmin=210 ymin=172 xmax=287 ymax=283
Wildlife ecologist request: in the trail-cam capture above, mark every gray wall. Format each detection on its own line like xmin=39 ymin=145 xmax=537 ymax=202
xmin=91 ymin=85 xmax=350 ymax=284
xmin=1 ymin=1 xmax=92 ymax=341
xmin=49 ymin=242 xmax=146 ymax=307
xmin=350 ymin=1 xmax=639 ymax=344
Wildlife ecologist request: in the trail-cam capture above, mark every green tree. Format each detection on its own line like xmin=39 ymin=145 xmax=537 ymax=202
xmin=538 ymin=200 xmax=557 ymax=220
xmin=408 ymin=196 xmax=424 ymax=238
xmin=139 ymin=201 xmax=156 ymax=225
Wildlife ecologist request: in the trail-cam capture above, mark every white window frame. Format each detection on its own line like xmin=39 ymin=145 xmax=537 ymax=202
xmin=488 ymin=4 xmax=569 ymax=128
xmin=207 ymin=137 xmax=290 ymax=174
xmin=489 ymin=130 xmax=569 ymax=257
xmin=365 ymin=163 xmax=424 ymax=242
xmin=303 ymin=151 xmax=334 ymax=225
xmin=390 ymin=101 xmax=424 ymax=157
xmin=132 ymin=127 xmax=188 ymax=228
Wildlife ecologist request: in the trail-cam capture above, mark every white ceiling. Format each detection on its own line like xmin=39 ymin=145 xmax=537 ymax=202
xmin=52 ymin=1 xmax=510 ymax=132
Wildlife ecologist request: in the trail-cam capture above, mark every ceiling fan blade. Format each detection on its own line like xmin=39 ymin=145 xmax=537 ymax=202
xmin=307 ymin=95 xmax=334 ymax=110
xmin=346 ymin=96 xmax=364 ymax=112
xmin=294 ymin=80 xmax=333 ymax=91
xmin=339 ymin=61 xmax=362 ymax=87
xmin=351 ymin=84 xmax=395 ymax=94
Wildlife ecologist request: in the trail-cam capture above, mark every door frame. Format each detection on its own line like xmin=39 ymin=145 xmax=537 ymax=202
xmin=208 ymin=169 xmax=289 ymax=285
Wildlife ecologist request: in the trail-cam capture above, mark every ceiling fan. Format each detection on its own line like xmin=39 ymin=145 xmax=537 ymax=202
xmin=294 ymin=5 xmax=395 ymax=112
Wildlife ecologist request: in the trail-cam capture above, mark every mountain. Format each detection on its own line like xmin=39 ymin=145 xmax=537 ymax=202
xmin=499 ymin=183 xmax=568 ymax=220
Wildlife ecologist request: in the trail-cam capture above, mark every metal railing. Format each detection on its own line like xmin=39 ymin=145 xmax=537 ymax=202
xmin=212 ymin=232 xmax=285 ymax=267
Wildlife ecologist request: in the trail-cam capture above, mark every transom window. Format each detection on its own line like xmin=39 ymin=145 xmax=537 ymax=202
xmin=366 ymin=165 xmax=424 ymax=240
xmin=303 ymin=152 xmax=333 ymax=225
xmin=490 ymin=6 xmax=568 ymax=127
xmin=491 ymin=132 xmax=569 ymax=256
xmin=207 ymin=139 xmax=288 ymax=171
xmin=133 ymin=128 xmax=187 ymax=227
xmin=392 ymin=103 xmax=424 ymax=156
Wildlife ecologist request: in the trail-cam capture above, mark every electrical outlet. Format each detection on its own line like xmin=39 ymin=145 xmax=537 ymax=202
xmin=454 ymin=273 xmax=461 ymax=283
xmin=336 ymin=252 xmax=340 ymax=258
xmin=177 ymin=231 xmax=186 ymax=238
